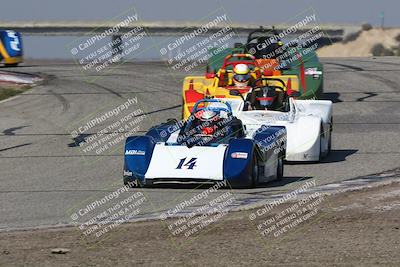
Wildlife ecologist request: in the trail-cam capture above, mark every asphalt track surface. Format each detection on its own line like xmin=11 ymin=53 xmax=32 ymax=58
xmin=1 ymin=57 xmax=400 ymax=231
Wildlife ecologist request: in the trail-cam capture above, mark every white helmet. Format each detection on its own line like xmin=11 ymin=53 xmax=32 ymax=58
xmin=233 ymin=64 xmax=251 ymax=87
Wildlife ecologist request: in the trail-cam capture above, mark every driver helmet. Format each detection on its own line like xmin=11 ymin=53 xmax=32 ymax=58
xmin=198 ymin=109 xmax=219 ymax=135
xmin=255 ymin=87 xmax=277 ymax=109
xmin=233 ymin=64 xmax=251 ymax=87
xmin=199 ymin=109 xmax=218 ymax=121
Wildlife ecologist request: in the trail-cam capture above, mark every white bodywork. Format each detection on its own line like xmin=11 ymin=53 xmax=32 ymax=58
xmin=144 ymin=125 xmax=279 ymax=183
xmin=145 ymin=143 xmax=227 ymax=181
xmin=219 ymin=98 xmax=333 ymax=161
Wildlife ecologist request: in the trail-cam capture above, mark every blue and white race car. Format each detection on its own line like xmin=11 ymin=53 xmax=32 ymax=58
xmin=123 ymin=99 xmax=286 ymax=188
xmin=0 ymin=30 xmax=23 ymax=66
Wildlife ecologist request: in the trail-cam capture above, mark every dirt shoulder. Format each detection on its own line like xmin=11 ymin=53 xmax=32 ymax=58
xmin=1 ymin=182 xmax=399 ymax=267
xmin=0 ymin=83 xmax=31 ymax=101
xmin=317 ymin=28 xmax=400 ymax=57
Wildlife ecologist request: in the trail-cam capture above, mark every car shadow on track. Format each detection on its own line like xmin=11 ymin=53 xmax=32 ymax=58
xmin=323 ymin=92 xmax=342 ymax=103
xmin=146 ymin=176 xmax=313 ymax=190
xmin=145 ymin=183 xmax=224 ymax=190
xmin=320 ymin=149 xmax=358 ymax=163
xmin=286 ymin=149 xmax=358 ymax=165
xmin=262 ymin=176 xmax=314 ymax=188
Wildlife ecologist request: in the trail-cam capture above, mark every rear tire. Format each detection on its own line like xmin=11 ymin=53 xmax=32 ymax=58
xmin=5 ymin=63 xmax=18 ymax=67
xmin=327 ymin=117 xmax=333 ymax=155
xmin=123 ymin=177 xmax=136 ymax=188
xmin=320 ymin=119 xmax=333 ymax=161
xmin=319 ymin=124 xmax=328 ymax=161
xmin=319 ymin=135 xmax=324 ymax=162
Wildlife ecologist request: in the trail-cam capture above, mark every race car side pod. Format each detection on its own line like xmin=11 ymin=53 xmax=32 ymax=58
xmin=224 ymin=126 xmax=286 ymax=188
xmin=252 ymin=126 xmax=287 ymax=159
xmin=123 ymin=119 xmax=178 ymax=185
xmin=123 ymin=136 xmax=156 ymax=186
xmin=223 ymin=138 xmax=257 ymax=188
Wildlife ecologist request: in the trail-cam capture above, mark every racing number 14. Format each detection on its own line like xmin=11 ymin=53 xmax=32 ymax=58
xmin=176 ymin=157 xmax=197 ymax=170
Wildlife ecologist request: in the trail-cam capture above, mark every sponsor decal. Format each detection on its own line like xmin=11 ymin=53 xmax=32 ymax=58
xmin=123 ymin=170 xmax=133 ymax=176
xmin=304 ymin=67 xmax=322 ymax=76
xmin=6 ymin=31 xmax=21 ymax=51
xmin=231 ymin=152 xmax=248 ymax=159
xmin=125 ymin=149 xmax=146 ymax=155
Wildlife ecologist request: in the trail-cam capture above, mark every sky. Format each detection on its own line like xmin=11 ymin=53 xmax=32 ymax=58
xmin=1 ymin=0 xmax=399 ymax=26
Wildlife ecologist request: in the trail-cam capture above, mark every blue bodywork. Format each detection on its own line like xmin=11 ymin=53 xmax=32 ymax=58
xmin=124 ymin=99 xmax=286 ymax=188
xmin=124 ymin=136 xmax=156 ymax=182
xmin=0 ymin=30 xmax=23 ymax=65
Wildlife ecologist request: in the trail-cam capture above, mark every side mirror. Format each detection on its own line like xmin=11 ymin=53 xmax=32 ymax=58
xmin=230 ymin=90 xmax=241 ymax=96
xmin=288 ymin=91 xmax=301 ymax=97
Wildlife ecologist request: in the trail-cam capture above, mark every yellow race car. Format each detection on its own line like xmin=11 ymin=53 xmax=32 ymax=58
xmin=0 ymin=30 xmax=23 ymax=66
xmin=182 ymin=53 xmax=299 ymax=119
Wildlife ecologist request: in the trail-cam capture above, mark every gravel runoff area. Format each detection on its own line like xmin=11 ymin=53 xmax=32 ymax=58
xmin=1 ymin=180 xmax=399 ymax=267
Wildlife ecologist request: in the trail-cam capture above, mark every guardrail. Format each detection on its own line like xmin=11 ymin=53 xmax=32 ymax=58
xmin=0 ymin=21 xmax=360 ymax=38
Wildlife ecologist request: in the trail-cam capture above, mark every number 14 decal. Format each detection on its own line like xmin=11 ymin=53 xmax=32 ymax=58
xmin=176 ymin=157 xmax=197 ymax=169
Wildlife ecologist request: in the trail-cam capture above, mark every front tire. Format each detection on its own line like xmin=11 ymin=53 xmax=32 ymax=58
xmin=277 ymin=156 xmax=284 ymax=180
xmin=252 ymin=157 xmax=259 ymax=186
xmin=5 ymin=63 xmax=19 ymax=67
xmin=245 ymin=156 xmax=258 ymax=188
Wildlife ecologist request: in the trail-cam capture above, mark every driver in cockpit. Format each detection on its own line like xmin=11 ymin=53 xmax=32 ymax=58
xmin=245 ymin=86 xmax=285 ymax=111
xmin=232 ymin=63 xmax=253 ymax=88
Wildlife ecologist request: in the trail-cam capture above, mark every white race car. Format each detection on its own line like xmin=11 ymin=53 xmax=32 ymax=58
xmin=123 ymin=99 xmax=287 ymax=188
xmin=221 ymin=78 xmax=333 ymax=162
